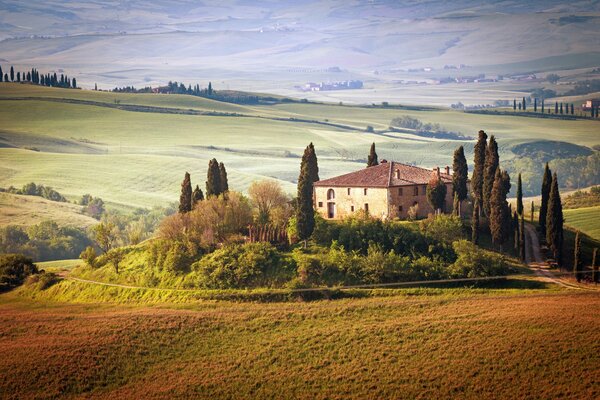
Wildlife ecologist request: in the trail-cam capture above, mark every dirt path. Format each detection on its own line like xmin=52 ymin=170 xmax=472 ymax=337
xmin=524 ymin=223 xmax=584 ymax=289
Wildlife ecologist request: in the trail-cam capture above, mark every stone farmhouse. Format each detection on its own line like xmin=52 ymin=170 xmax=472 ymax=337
xmin=314 ymin=160 xmax=456 ymax=220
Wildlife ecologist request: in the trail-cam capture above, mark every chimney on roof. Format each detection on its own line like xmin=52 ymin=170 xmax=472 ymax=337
xmin=445 ymin=166 xmax=450 ymax=175
xmin=381 ymin=159 xmax=388 ymax=163
xmin=433 ymin=166 xmax=440 ymax=178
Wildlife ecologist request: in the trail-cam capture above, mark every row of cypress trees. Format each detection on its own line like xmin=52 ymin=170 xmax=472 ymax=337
xmin=0 ymin=65 xmax=77 ymax=88
xmin=537 ymin=163 xmax=564 ymax=265
xmin=178 ymin=159 xmax=228 ymax=213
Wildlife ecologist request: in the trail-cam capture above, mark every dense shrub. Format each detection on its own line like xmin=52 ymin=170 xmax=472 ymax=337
xmin=6 ymin=182 xmax=67 ymax=202
xmin=0 ymin=253 xmax=38 ymax=286
xmin=26 ymin=271 xmax=60 ymax=290
xmin=448 ymin=240 xmax=508 ymax=278
xmin=419 ymin=214 xmax=464 ymax=243
xmin=193 ymin=242 xmax=288 ymax=289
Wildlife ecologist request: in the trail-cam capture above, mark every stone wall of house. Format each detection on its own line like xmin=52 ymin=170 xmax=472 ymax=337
xmin=314 ymin=186 xmax=390 ymax=220
xmin=387 ymin=183 xmax=454 ymax=219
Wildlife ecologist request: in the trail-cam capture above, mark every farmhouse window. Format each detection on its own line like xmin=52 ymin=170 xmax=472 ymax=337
xmin=364 ymin=203 xmax=369 ymax=212
xmin=318 ymin=202 xmax=323 ymax=207
xmin=399 ymin=205 xmax=403 ymax=212
xmin=351 ymin=205 xmax=355 ymax=212
xmin=347 ymin=188 xmax=351 ymax=195
xmin=364 ymin=188 xmax=368 ymax=195
xmin=327 ymin=189 xmax=335 ymax=200
xmin=413 ymin=186 xmax=418 ymax=196
xmin=398 ymin=188 xmax=403 ymax=196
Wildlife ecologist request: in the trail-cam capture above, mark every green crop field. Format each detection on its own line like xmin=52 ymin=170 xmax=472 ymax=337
xmin=1 ymin=286 xmax=598 ymax=399
xmin=1 ymin=83 xmax=598 ymax=209
xmin=563 ymin=206 xmax=600 ymax=241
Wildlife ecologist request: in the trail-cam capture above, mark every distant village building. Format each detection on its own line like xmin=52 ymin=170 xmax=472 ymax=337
xmin=301 ymin=80 xmax=363 ymax=92
xmin=314 ymin=161 xmax=456 ymax=220
xmin=582 ymin=99 xmax=600 ymax=110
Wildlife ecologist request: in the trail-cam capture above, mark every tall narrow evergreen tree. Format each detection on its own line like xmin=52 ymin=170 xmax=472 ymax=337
xmin=522 ymin=97 xmax=526 ymax=111
xmin=516 ymin=173 xmax=523 ymax=216
xmin=452 ymin=145 xmax=468 ymax=216
xmin=546 ymin=173 xmax=564 ymax=267
xmin=296 ymin=144 xmax=318 ymax=246
xmin=513 ymin=210 xmax=519 ymax=251
xmin=367 ymin=142 xmax=378 ymax=167
xmin=573 ymin=231 xmax=582 ymax=282
xmin=539 ymin=163 xmax=552 ymax=235
xmin=453 ymin=192 xmax=460 ymax=217
xmin=208 ymin=82 xmax=213 ymax=96
xmin=559 ymin=103 xmax=563 ymax=114
xmin=592 ymin=248 xmax=598 ymax=284
xmin=472 ymin=203 xmax=480 ymax=245
xmin=306 ymin=142 xmax=319 ymax=183
xmin=520 ymin=214 xmax=526 ymax=261
xmin=541 ymin=99 xmax=545 ymax=113
xmin=205 ymin=158 xmax=222 ymax=197
xmin=483 ymin=135 xmax=499 ymax=216
xmin=570 ymin=103 xmax=574 ymax=115
xmin=489 ymin=169 xmax=510 ymax=250
xmin=0 ymin=66 xmax=3 ymax=82
xmin=219 ymin=162 xmax=229 ymax=193
xmin=179 ymin=172 xmax=192 ymax=213
xmin=471 ymin=130 xmax=487 ymax=211
xmin=72 ymin=77 xmax=77 ymax=88
xmin=534 ymin=98 xmax=537 ymax=112
xmin=513 ymin=99 xmax=516 ymax=110
xmin=192 ymin=185 xmax=204 ymax=205
xmin=555 ymin=102 xmax=558 ymax=113
xmin=531 ymin=201 xmax=535 ymax=222
xmin=10 ymin=66 xmax=14 ymax=81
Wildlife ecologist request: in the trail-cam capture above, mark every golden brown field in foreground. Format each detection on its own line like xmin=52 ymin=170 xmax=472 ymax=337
xmin=1 ymin=290 xmax=599 ymax=399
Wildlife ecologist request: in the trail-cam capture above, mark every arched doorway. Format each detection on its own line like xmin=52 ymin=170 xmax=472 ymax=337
xmin=327 ymin=189 xmax=335 ymax=218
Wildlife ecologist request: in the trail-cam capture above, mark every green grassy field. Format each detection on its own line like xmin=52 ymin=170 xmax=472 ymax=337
xmin=1 ymin=83 xmax=598 ymax=209
xmin=1 ymin=286 xmax=598 ymax=399
xmin=563 ymin=206 xmax=600 ymax=241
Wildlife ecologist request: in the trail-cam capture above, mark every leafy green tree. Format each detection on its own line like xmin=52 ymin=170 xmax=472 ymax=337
xmin=296 ymin=143 xmax=319 ymax=246
xmin=205 ymin=158 xmax=222 ymax=197
xmin=546 ymin=173 xmax=564 ymax=266
xmin=93 ymin=221 xmax=118 ymax=254
xmin=472 ymin=203 xmax=479 ymax=245
xmin=452 ymin=145 xmax=468 ymax=216
xmin=483 ymin=135 xmax=499 ymax=216
xmin=471 ymin=130 xmax=487 ymax=211
xmin=179 ymin=172 xmax=192 ymax=213
xmin=219 ymin=162 xmax=229 ymax=193
xmin=0 ymin=254 xmax=37 ymax=286
xmin=192 ymin=185 xmax=204 ymax=205
xmin=547 ymin=73 xmax=560 ymax=84
xmin=426 ymin=173 xmax=447 ymax=213
xmin=489 ymin=169 xmax=510 ymax=250
xmin=573 ymin=231 xmax=582 ymax=282
xmin=539 ymin=163 xmax=552 ymax=236
xmin=516 ymin=173 xmax=523 ymax=216
xmin=367 ymin=142 xmax=378 ymax=167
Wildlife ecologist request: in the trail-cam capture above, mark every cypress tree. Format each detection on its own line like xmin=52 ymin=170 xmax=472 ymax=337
xmin=306 ymin=142 xmax=319 ymax=183
xmin=520 ymin=214 xmax=526 ymax=261
xmin=367 ymin=142 xmax=378 ymax=167
xmin=16 ymin=72 xmax=20 ymax=82
xmin=539 ymin=163 xmax=552 ymax=235
xmin=570 ymin=103 xmax=574 ymax=115
xmin=453 ymin=192 xmax=460 ymax=216
xmin=592 ymin=248 xmax=598 ymax=284
xmin=483 ymin=135 xmax=499 ymax=216
xmin=555 ymin=103 xmax=558 ymax=114
xmin=489 ymin=169 xmax=510 ymax=250
xmin=72 ymin=77 xmax=77 ymax=88
xmin=205 ymin=158 xmax=222 ymax=197
xmin=513 ymin=99 xmax=516 ymax=110
xmin=3 ymin=74 xmax=7 ymax=82
xmin=513 ymin=210 xmax=519 ymax=251
xmin=296 ymin=144 xmax=317 ymax=246
xmin=219 ymin=162 xmax=229 ymax=193
xmin=472 ymin=203 xmax=479 ymax=245
xmin=531 ymin=200 xmax=535 ymax=222
xmin=452 ymin=145 xmax=468 ymax=216
xmin=471 ymin=130 xmax=487 ymax=211
xmin=208 ymin=82 xmax=213 ymax=96
xmin=519 ymin=102 xmax=522 ymax=110
xmin=10 ymin=66 xmax=14 ymax=81
xmin=522 ymin=97 xmax=526 ymax=111
xmin=546 ymin=173 xmax=564 ymax=267
xmin=560 ymin=103 xmax=563 ymax=114
xmin=573 ymin=231 xmax=582 ymax=282
xmin=192 ymin=185 xmax=204 ymax=205
xmin=516 ymin=173 xmax=523 ymax=216
xmin=179 ymin=172 xmax=192 ymax=213
xmin=534 ymin=98 xmax=537 ymax=112
xmin=541 ymin=99 xmax=545 ymax=113
xmin=0 ymin=66 xmax=3 ymax=82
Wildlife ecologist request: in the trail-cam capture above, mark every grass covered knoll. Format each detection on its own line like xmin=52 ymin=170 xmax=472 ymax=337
xmin=563 ymin=207 xmax=600 ymax=242
xmin=0 ymin=290 xmax=598 ymax=399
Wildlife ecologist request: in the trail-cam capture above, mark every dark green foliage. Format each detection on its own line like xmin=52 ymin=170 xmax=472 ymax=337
xmin=539 ymin=163 xmax=552 ymax=235
xmin=452 ymin=146 xmax=468 ymax=209
xmin=205 ymin=159 xmax=222 ymax=198
xmin=10 ymin=66 xmax=14 ymax=81
xmin=542 ymin=99 xmax=545 ymax=113
xmin=593 ymin=248 xmax=598 ymax=284
xmin=453 ymin=192 xmax=460 ymax=216
xmin=513 ymin=99 xmax=516 ymax=110
xmin=573 ymin=231 xmax=582 ymax=282
xmin=513 ymin=211 xmax=519 ymax=251
xmin=192 ymin=185 xmax=204 ymax=205
xmin=219 ymin=162 xmax=229 ymax=193
xmin=83 ymin=197 xmax=105 ymax=219
xmin=516 ymin=173 xmax=523 ymax=216
xmin=519 ymin=214 xmax=526 ymax=261
xmin=296 ymin=144 xmax=319 ymax=244
xmin=0 ymin=254 xmax=38 ymax=287
xmin=426 ymin=174 xmax=447 ymax=212
xmin=179 ymin=172 xmax=192 ymax=213
xmin=80 ymin=246 xmax=97 ymax=266
xmin=531 ymin=201 xmax=535 ymax=222
xmin=555 ymin=103 xmax=558 ymax=113
xmin=367 ymin=142 xmax=378 ymax=167
xmin=560 ymin=103 xmax=563 ymax=114
xmin=522 ymin=97 xmax=526 ymax=111
xmin=7 ymin=182 xmax=67 ymax=202
xmin=472 ymin=203 xmax=480 ymax=245
xmin=483 ymin=135 xmax=499 ymax=216
xmin=489 ymin=169 xmax=510 ymax=249
xmin=546 ymin=173 xmax=564 ymax=266
xmin=0 ymin=66 xmax=2 ymax=82
xmin=471 ymin=130 xmax=487 ymax=209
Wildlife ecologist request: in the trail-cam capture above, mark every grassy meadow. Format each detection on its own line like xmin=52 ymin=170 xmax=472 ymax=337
xmin=563 ymin=206 xmax=600 ymax=241
xmin=1 ymin=287 xmax=598 ymax=399
xmin=1 ymin=83 xmax=598 ymax=209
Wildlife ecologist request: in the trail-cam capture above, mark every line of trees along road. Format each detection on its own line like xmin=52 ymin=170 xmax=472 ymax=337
xmin=0 ymin=65 xmax=77 ymax=88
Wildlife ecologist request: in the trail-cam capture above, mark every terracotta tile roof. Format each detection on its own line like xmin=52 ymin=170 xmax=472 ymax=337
xmin=314 ymin=161 xmax=453 ymax=188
